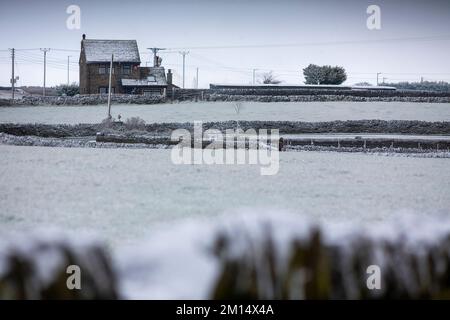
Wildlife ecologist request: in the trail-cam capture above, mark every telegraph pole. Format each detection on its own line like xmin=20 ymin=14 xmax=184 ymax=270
xmin=10 ymin=48 xmax=15 ymax=100
xmin=196 ymin=67 xmax=199 ymax=89
xmin=107 ymin=54 xmax=114 ymax=119
xmin=376 ymin=72 xmax=381 ymax=86
xmin=40 ymin=48 xmax=50 ymax=96
xmin=179 ymin=51 xmax=189 ymax=88
xmin=67 ymin=56 xmax=71 ymax=85
xmin=252 ymin=69 xmax=257 ymax=85
xmin=147 ymin=47 xmax=165 ymax=67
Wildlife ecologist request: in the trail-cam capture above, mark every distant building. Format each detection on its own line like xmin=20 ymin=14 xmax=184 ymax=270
xmin=79 ymin=34 xmax=174 ymax=95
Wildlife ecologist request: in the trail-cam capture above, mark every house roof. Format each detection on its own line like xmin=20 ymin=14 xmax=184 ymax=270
xmin=121 ymin=67 xmax=167 ymax=87
xmin=82 ymin=39 xmax=141 ymax=64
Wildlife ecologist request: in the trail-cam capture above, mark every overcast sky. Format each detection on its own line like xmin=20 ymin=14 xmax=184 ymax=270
xmin=1 ymin=0 xmax=449 ymax=87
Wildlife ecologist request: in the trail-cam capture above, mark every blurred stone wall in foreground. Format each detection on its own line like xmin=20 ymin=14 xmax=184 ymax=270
xmin=1 ymin=216 xmax=449 ymax=299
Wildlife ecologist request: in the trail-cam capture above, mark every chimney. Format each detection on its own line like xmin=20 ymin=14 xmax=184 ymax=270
xmin=167 ymin=69 xmax=173 ymax=85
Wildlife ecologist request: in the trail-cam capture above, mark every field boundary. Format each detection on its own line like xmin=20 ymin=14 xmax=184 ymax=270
xmin=0 ymin=120 xmax=449 ymax=137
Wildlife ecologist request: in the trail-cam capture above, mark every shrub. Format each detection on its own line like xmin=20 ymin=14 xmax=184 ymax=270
xmin=55 ymin=83 xmax=80 ymax=96
xmin=125 ymin=117 xmax=146 ymax=130
xmin=303 ymin=64 xmax=347 ymax=85
xmin=383 ymin=81 xmax=450 ymax=92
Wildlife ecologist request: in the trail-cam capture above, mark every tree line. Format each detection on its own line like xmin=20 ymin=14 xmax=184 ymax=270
xmin=263 ymin=65 xmax=449 ymax=91
xmin=381 ymin=81 xmax=450 ymax=92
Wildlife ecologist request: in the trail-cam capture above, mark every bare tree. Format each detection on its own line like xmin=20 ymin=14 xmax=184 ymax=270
xmin=261 ymin=71 xmax=281 ymax=84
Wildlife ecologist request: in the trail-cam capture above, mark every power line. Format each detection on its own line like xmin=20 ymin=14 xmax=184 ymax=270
xmin=8 ymin=48 xmax=47 ymax=52
xmin=3 ymin=34 xmax=448 ymax=55
xmin=14 ymin=57 xmax=79 ymax=71
xmin=3 ymin=40 xmax=450 ymax=86
xmin=0 ymin=48 xmax=79 ymax=52
xmin=14 ymin=51 xmax=79 ymax=67
xmin=15 ymin=59 xmax=78 ymax=69
xmin=15 ymin=51 xmax=78 ymax=65
xmin=48 ymin=48 xmax=79 ymax=52
xmin=165 ymin=35 xmax=450 ymax=50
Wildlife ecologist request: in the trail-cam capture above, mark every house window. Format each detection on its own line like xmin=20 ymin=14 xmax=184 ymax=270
xmin=99 ymin=65 xmax=114 ymax=75
xmin=122 ymin=65 xmax=131 ymax=75
xmin=143 ymin=88 xmax=162 ymax=95
xmin=99 ymin=87 xmax=115 ymax=94
xmin=99 ymin=65 xmax=106 ymax=75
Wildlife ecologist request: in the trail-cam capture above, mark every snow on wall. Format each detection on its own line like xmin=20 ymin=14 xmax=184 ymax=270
xmin=1 ymin=211 xmax=450 ymax=299
xmin=115 ymin=211 xmax=450 ymax=299
xmin=0 ymin=229 xmax=118 ymax=299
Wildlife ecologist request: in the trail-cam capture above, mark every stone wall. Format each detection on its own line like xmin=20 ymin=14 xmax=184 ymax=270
xmin=1 ymin=216 xmax=450 ymax=299
xmin=4 ymin=94 xmax=165 ymax=106
xmin=205 ymin=88 xmax=450 ymax=97
xmin=1 ymin=120 xmax=449 ymax=137
xmin=2 ymin=88 xmax=450 ymax=106
xmin=205 ymin=94 xmax=450 ymax=103
xmin=171 ymin=88 xmax=450 ymax=103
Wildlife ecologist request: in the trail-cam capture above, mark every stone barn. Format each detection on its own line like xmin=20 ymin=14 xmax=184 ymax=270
xmin=79 ymin=35 xmax=170 ymax=95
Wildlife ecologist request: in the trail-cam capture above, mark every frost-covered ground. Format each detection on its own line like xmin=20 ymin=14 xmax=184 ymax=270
xmin=0 ymin=145 xmax=449 ymax=248
xmin=1 ymin=101 xmax=449 ymax=124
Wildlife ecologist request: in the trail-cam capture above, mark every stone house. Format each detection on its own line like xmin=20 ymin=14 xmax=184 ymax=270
xmin=79 ymin=35 xmax=173 ymax=95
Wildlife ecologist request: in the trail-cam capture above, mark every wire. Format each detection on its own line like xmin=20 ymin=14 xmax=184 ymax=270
xmin=165 ymin=35 xmax=450 ymax=50
xmin=4 ymin=34 xmax=449 ymax=54
xmin=49 ymin=48 xmax=80 ymax=52
xmin=3 ymin=36 xmax=450 ymax=86
xmin=14 ymin=52 xmax=79 ymax=70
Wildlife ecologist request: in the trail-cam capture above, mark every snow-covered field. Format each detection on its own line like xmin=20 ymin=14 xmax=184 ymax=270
xmin=1 ymin=101 xmax=449 ymax=124
xmin=1 ymin=145 xmax=449 ymax=247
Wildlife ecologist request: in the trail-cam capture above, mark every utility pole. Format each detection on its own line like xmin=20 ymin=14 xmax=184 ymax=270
xmin=252 ymin=69 xmax=257 ymax=85
xmin=376 ymin=72 xmax=381 ymax=86
xmin=196 ymin=67 xmax=199 ymax=89
xmin=67 ymin=56 xmax=71 ymax=85
xmin=179 ymin=51 xmax=189 ymax=88
xmin=147 ymin=47 xmax=165 ymax=67
xmin=107 ymin=54 xmax=114 ymax=119
xmin=10 ymin=48 xmax=15 ymax=100
xmin=40 ymin=48 xmax=50 ymax=96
